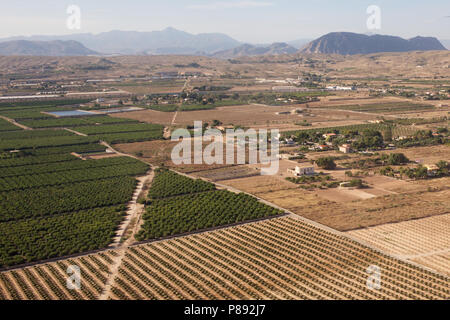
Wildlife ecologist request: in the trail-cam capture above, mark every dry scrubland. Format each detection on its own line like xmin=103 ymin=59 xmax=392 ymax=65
xmin=1 ymin=50 xmax=448 ymax=84
xmin=1 ymin=217 xmax=448 ymax=300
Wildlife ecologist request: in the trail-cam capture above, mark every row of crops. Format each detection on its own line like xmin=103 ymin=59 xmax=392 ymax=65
xmin=0 ymin=118 xmax=22 ymax=132
xmin=147 ymin=169 xmax=216 ymax=199
xmin=0 ymin=217 xmax=448 ymax=299
xmin=0 ymin=156 xmax=142 ymax=178
xmin=0 ymin=207 xmax=125 ymax=267
xmin=0 ymin=157 xmax=148 ymax=192
xmin=0 ymin=251 xmax=115 ymax=300
xmin=112 ymin=217 xmax=450 ymax=300
xmin=18 ymin=116 xmax=135 ymax=129
xmin=136 ymin=169 xmax=283 ymax=241
xmin=0 ymin=177 xmax=137 ymax=222
xmin=137 ymin=190 xmax=283 ymax=241
xmin=0 ymin=135 xmax=99 ymax=151
xmin=0 ymin=99 xmax=92 ymax=111
xmin=29 ymin=143 xmax=107 ymax=156
xmin=321 ymin=102 xmax=434 ymax=113
xmin=0 ymin=106 xmax=151 ymax=267
xmin=0 ymin=154 xmax=148 ymax=267
xmin=74 ymin=123 xmax=163 ymax=135
xmin=0 ymin=129 xmax=72 ymax=140
xmin=0 ymin=153 xmax=76 ymax=168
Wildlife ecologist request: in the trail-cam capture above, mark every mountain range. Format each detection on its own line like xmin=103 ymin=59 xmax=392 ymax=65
xmin=0 ymin=28 xmax=447 ymax=57
xmin=0 ymin=40 xmax=97 ymax=56
xmin=0 ymin=28 xmax=240 ymax=55
xmin=212 ymin=43 xmax=298 ymax=59
xmin=301 ymin=32 xmax=447 ymax=55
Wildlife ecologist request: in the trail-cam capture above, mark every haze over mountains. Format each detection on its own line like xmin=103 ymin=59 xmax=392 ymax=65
xmin=301 ymin=32 xmax=447 ymax=55
xmin=0 ymin=28 xmax=240 ymax=55
xmin=0 ymin=28 xmax=447 ymax=57
xmin=212 ymin=43 xmax=298 ymax=59
xmin=0 ymin=40 xmax=97 ymax=56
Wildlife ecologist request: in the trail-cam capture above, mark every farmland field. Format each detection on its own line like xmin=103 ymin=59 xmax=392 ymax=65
xmin=347 ymin=214 xmax=450 ymax=276
xmin=0 ymin=118 xmax=22 ymax=132
xmin=136 ymin=169 xmax=283 ymax=241
xmin=317 ymin=102 xmax=435 ymax=114
xmin=1 ymin=216 xmax=448 ymax=300
xmin=0 ymin=119 xmax=149 ymax=267
xmin=0 ymin=49 xmax=449 ymax=302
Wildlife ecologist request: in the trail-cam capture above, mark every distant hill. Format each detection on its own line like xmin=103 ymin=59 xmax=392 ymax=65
xmin=0 ymin=40 xmax=97 ymax=56
xmin=441 ymin=40 xmax=450 ymax=50
xmin=287 ymin=39 xmax=313 ymax=49
xmin=213 ymin=42 xmax=297 ymax=59
xmin=0 ymin=28 xmax=241 ymax=55
xmin=301 ymin=32 xmax=447 ymax=55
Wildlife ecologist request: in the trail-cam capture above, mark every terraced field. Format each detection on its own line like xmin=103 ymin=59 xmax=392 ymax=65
xmin=1 ymin=217 xmax=448 ymax=300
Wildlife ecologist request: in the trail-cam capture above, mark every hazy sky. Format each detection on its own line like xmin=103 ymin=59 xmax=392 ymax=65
xmin=1 ymin=0 xmax=449 ymax=42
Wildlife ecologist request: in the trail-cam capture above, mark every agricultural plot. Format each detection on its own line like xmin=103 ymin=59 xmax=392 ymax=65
xmin=1 ymin=216 xmax=448 ymax=300
xmin=0 ymin=177 xmax=137 ymax=222
xmin=19 ymin=116 xmax=136 ymax=129
xmin=0 ymin=149 xmax=149 ymax=267
xmin=136 ymin=169 xmax=283 ymax=241
xmin=0 ymin=129 xmax=73 ymax=140
xmin=136 ymin=190 xmax=282 ymax=241
xmin=283 ymin=123 xmax=395 ymax=141
xmin=70 ymin=122 xmax=165 ymax=144
xmin=347 ymin=214 xmax=450 ymax=276
xmin=193 ymin=166 xmax=260 ymax=182
xmin=0 ymin=157 xmax=148 ymax=192
xmin=74 ymin=123 xmax=163 ymax=135
xmin=0 ymin=250 xmax=117 ymax=300
xmin=115 ymin=217 xmax=450 ymax=300
xmin=0 ymin=99 xmax=92 ymax=111
xmin=0 ymin=153 xmax=76 ymax=168
xmin=0 ymin=206 xmax=125 ymax=267
xmin=30 ymin=143 xmax=107 ymax=156
xmin=0 ymin=135 xmax=99 ymax=151
xmin=0 ymin=156 xmax=141 ymax=178
xmin=145 ymin=105 xmax=179 ymax=112
xmin=147 ymin=169 xmax=215 ymax=199
xmin=0 ymin=118 xmax=22 ymax=132
xmin=92 ymin=131 xmax=164 ymax=144
xmin=321 ymin=102 xmax=434 ymax=114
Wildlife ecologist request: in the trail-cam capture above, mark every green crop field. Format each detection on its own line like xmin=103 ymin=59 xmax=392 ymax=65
xmin=0 ymin=146 xmax=149 ymax=267
xmin=19 ymin=116 xmax=136 ymax=129
xmin=147 ymin=169 xmax=216 ymax=199
xmin=0 ymin=119 xmax=22 ymax=132
xmin=136 ymin=169 xmax=283 ymax=241
xmin=0 ymin=206 xmax=126 ymax=267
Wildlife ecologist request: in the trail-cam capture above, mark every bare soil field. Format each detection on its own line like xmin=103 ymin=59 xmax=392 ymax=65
xmin=110 ymin=109 xmax=175 ymax=126
xmin=347 ymin=214 xmax=450 ymax=276
xmin=217 ymin=171 xmax=450 ymax=231
xmin=174 ymin=104 xmax=377 ymax=130
xmin=192 ymin=165 xmax=260 ymax=182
